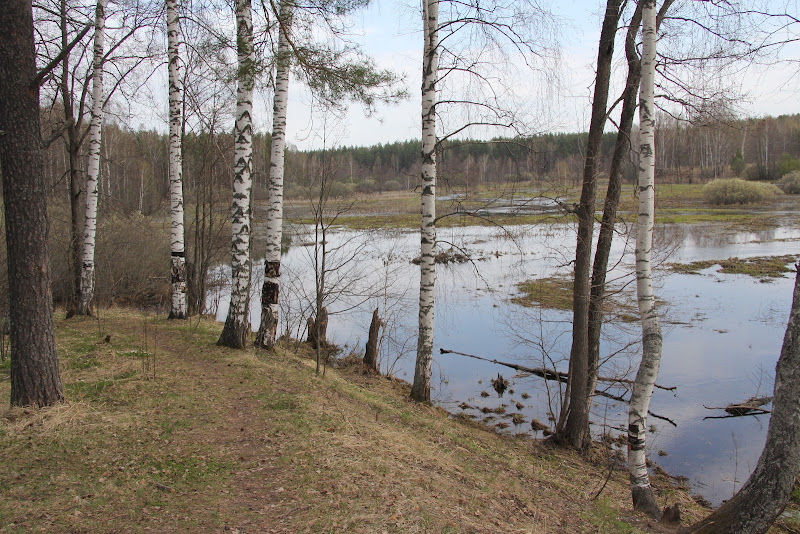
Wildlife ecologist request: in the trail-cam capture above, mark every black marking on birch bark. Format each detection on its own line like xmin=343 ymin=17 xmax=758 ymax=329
xmin=261 ymin=280 xmax=279 ymax=305
xmin=264 ymin=260 xmax=280 ymax=278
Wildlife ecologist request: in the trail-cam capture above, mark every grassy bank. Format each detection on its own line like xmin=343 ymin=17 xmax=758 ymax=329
xmin=0 ymin=309 xmax=708 ymax=533
xmin=283 ymin=183 xmax=800 ymax=231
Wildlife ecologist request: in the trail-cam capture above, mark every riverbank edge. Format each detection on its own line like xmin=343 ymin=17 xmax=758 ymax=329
xmin=0 ymin=307 xmax=715 ymax=533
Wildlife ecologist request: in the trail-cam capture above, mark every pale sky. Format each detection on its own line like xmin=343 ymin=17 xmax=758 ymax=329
xmin=281 ymin=0 xmax=605 ymax=149
xmin=276 ymin=0 xmax=800 ymax=150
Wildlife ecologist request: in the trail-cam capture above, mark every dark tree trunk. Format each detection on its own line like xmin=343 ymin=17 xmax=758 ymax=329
xmin=686 ymin=269 xmax=800 ymax=532
xmin=0 ymin=0 xmax=65 ymax=407
xmin=307 ymin=307 xmax=328 ymax=349
xmin=59 ymin=0 xmax=85 ymax=318
xmin=364 ymin=308 xmax=381 ymax=373
xmin=586 ymin=3 xmax=643 ymax=404
xmin=557 ymin=0 xmax=623 ymax=450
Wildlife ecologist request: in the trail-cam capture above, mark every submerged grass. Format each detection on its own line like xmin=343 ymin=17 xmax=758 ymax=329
xmin=0 ymin=308 xmax=705 ymax=532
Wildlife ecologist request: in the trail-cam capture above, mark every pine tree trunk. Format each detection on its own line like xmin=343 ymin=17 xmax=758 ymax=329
xmin=686 ymin=270 xmax=800 ymax=533
xmin=255 ymin=0 xmax=292 ymax=349
xmin=411 ymin=0 xmax=439 ymax=403
xmin=167 ymin=0 xmax=187 ymax=319
xmin=557 ymin=0 xmax=623 ymax=450
xmin=77 ymin=0 xmax=108 ymax=317
xmin=218 ymin=0 xmax=254 ymax=349
xmin=628 ymin=0 xmax=662 ymax=518
xmin=0 ymin=0 xmax=64 ymax=407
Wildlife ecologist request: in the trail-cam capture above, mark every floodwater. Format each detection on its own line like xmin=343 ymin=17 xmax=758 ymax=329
xmin=210 ymin=220 xmax=800 ymax=506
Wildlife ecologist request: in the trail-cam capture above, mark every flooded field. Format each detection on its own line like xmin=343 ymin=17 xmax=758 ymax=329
xmin=211 ymin=220 xmax=800 ymax=506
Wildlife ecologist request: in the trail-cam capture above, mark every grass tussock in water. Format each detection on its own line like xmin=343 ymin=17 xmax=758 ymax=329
xmin=670 ymin=255 xmax=798 ymax=278
xmin=512 ymin=276 xmax=639 ymax=322
xmin=513 ymin=276 xmax=574 ymax=310
xmin=0 ymin=308 xmax=707 ymax=532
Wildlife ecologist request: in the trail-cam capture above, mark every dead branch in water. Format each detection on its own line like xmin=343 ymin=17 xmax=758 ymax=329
xmin=440 ymin=348 xmax=677 ymax=391
xmin=703 ymin=396 xmax=773 ymax=419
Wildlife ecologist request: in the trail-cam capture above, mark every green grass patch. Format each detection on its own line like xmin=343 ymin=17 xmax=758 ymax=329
xmin=68 ymin=354 xmax=102 ymax=370
xmin=587 ymin=498 xmax=638 ymax=533
xmin=66 ymin=369 xmax=137 ymax=400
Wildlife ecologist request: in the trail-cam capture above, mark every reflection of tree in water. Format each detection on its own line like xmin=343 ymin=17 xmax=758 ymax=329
xmin=684 ymin=223 xmax=778 ymax=249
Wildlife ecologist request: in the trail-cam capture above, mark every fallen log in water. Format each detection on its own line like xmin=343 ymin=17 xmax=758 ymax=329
xmin=440 ymin=348 xmax=677 ymax=427
xmin=703 ymin=396 xmax=772 ymax=419
xmin=440 ymin=348 xmax=677 ymax=391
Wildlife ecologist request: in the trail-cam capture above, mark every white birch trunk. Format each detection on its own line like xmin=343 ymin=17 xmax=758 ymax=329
xmin=167 ymin=0 xmax=187 ymax=319
xmin=411 ymin=0 xmax=439 ymax=402
xmin=218 ymin=0 xmax=254 ymax=348
xmin=255 ymin=0 xmax=292 ymax=349
xmin=77 ymin=0 xmax=107 ymax=316
xmin=628 ymin=0 xmax=662 ymax=519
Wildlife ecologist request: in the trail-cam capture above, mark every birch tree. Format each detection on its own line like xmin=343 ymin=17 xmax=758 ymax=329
xmin=218 ymin=0 xmax=255 ymax=348
xmin=410 ymin=0 xmax=439 ymax=402
xmin=628 ymin=0 xmax=662 ymax=517
xmin=558 ymin=0 xmax=674 ymax=452
xmin=254 ymin=0 xmax=292 ymax=349
xmin=35 ymin=0 xmax=160 ymax=316
xmin=167 ymin=0 xmax=187 ymax=319
xmin=253 ymin=0 xmax=403 ymax=349
xmin=77 ymin=0 xmax=108 ymax=317
xmin=1 ymin=0 xmax=64 ymax=406
xmin=409 ymin=0 xmax=556 ymax=402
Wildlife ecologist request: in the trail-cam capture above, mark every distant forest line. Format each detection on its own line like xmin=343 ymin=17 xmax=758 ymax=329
xmin=40 ymin=110 xmax=800 ymax=213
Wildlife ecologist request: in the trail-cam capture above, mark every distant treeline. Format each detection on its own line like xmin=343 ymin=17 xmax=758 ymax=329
xmin=40 ymin=111 xmax=800 ymax=212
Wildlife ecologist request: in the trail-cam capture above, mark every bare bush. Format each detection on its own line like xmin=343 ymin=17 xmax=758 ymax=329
xmin=779 ymin=171 xmax=800 ymax=194
xmin=703 ymin=178 xmax=782 ymax=205
xmin=49 ymin=202 xmax=170 ymax=309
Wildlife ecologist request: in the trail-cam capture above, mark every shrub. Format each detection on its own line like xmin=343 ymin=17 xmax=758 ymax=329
xmin=703 ymin=178 xmax=783 ymax=205
xmin=48 ymin=202 xmax=171 ymax=309
xmin=382 ymin=179 xmax=403 ymax=191
xmin=325 ymin=181 xmax=354 ymax=198
xmin=779 ymin=171 xmax=800 ymax=194
xmin=355 ymin=179 xmax=378 ymax=194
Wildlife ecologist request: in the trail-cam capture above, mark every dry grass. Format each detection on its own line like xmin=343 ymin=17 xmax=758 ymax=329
xmin=512 ymin=276 xmax=640 ymax=322
xmin=0 ymin=308 xmax=710 ymax=533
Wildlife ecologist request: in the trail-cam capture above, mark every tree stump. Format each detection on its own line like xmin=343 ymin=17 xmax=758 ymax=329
xmin=363 ymin=308 xmax=382 ymax=373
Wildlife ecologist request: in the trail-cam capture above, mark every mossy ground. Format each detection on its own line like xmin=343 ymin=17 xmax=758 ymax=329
xmin=0 ymin=308 xmax=709 ymax=533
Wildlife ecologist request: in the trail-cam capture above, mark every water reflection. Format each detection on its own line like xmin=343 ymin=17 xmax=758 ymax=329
xmin=209 ymin=221 xmax=800 ymax=506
